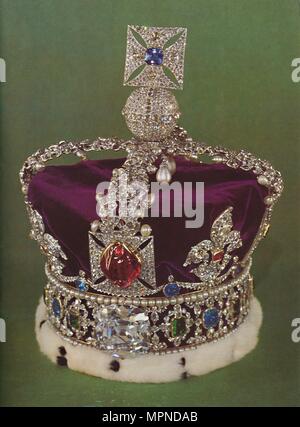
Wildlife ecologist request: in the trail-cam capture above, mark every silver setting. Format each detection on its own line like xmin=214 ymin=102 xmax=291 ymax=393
xmin=184 ymin=207 xmax=242 ymax=284
xmin=28 ymin=206 xmax=67 ymax=274
xmin=123 ymin=25 xmax=187 ymax=89
xmin=94 ymin=305 xmax=150 ymax=354
xmin=44 ymin=269 xmax=252 ymax=356
xmin=88 ymin=219 xmax=157 ymax=297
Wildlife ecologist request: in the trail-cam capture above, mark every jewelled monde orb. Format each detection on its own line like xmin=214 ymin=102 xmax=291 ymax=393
xmin=100 ymin=241 xmax=142 ymax=288
xmin=122 ymin=87 xmax=181 ymax=141
xmin=95 ymin=305 xmax=150 ymax=354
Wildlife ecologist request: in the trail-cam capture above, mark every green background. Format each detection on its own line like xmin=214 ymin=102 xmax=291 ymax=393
xmin=0 ymin=0 xmax=299 ymax=407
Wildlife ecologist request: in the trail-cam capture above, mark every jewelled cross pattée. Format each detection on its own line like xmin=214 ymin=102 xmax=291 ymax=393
xmin=123 ymin=25 xmax=187 ymax=89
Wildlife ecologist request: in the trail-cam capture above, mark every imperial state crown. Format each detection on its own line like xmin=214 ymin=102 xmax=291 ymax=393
xmin=20 ymin=26 xmax=283 ymax=383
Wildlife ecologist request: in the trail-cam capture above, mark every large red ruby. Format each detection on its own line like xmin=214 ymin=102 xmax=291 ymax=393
xmin=100 ymin=242 xmax=141 ymax=288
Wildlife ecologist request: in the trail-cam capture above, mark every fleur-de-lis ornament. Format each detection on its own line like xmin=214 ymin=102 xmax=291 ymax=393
xmin=184 ymin=207 xmax=242 ymax=283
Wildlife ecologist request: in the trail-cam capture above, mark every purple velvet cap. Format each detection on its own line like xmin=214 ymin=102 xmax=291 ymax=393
xmin=28 ymin=157 xmax=267 ymax=286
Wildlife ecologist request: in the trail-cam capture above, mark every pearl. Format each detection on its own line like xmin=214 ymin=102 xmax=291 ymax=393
xmin=90 ymin=220 xmax=100 ymax=232
xmin=21 ymin=185 xmax=28 ymax=195
xmin=156 ymin=165 xmax=171 ymax=184
xmin=264 ymin=196 xmax=273 ymax=205
xmin=35 ymin=162 xmax=45 ymax=172
xmin=166 ymin=157 xmax=176 ymax=175
xmin=212 ymin=156 xmax=225 ymax=163
xmin=258 ymin=175 xmax=269 ymax=186
xmin=140 ymin=224 xmax=152 ymax=237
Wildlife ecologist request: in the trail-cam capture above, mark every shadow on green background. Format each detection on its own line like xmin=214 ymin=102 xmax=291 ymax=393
xmin=0 ymin=0 xmax=299 ymax=406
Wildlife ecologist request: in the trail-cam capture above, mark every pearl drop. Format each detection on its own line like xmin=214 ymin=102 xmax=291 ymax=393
xmin=140 ymin=224 xmax=152 ymax=237
xmin=90 ymin=220 xmax=100 ymax=232
xmin=257 ymin=175 xmax=269 ymax=186
xmin=156 ymin=165 xmax=171 ymax=184
xmin=166 ymin=157 xmax=176 ymax=175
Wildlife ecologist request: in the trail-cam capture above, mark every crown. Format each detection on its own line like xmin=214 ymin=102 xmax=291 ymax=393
xmin=20 ymin=26 xmax=283 ymax=381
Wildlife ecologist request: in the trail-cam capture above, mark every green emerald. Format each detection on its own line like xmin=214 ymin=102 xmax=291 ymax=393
xmin=69 ymin=311 xmax=80 ymax=330
xmin=171 ymin=317 xmax=186 ymax=338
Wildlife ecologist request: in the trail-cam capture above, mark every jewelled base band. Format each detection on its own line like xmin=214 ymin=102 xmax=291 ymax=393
xmin=43 ymin=262 xmax=254 ymax=355
xmin=36 ymin=295 xmax=262 ymax=383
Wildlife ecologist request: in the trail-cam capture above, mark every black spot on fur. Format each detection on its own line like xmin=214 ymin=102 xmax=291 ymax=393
xmin=180 ymin=357 xmax=186 ymax=366
xmin=57 ymin=356 xmax=68 ymax=367
xmin=110 ymin=360 xmax=120 ymax=372
xmin=39 ymin=319 xmax=46 ymax=328
xmin=181 ymin=371 xmax=189 ymax=380
xmin=58 ymin=346 xmax=67 ymax=356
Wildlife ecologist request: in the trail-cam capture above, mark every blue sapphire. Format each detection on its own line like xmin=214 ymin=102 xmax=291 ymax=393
xmin=145 ymin=48 xmax=163 ymax=65
xmin=163 ymin=282 xmax=180 ymax=297
xmin=52 ymin=297 xmax=61 ymax=318
xmin=203 ymin=308 xmax=219 ymax=329
xmin=75 ymin=278 xmax=88 ymax=292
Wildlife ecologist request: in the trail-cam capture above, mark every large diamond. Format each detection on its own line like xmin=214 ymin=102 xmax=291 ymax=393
xmin=100 ymin=242 xmax=141 ymax=288
xmin=95 ymin=305 xmax=150 ymax=354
